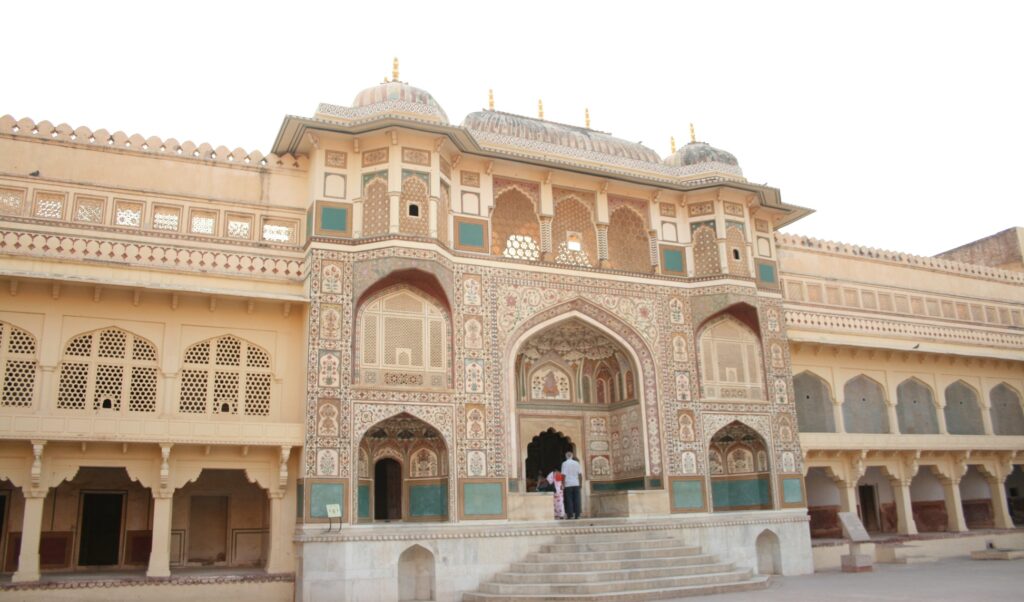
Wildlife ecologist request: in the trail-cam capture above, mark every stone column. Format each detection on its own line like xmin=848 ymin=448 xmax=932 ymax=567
xmin=986 ymin=473 xmax=1014 ymax=529
xmin=353 ymin=201 xmax=364 ymax=238
xmin=890 ymin=477 xmax=918 ymax=535
xmin=838 ymin=479 xmax=859 ymax=514
xmin=12 ymin=490 xmax=47 ymax=582
xmin=936 ymin=404 xmax=949 ymax=434
xmin=980 ymin=404 xmax=995 ymax=435
xmin=539 ymin=216 xmax=553 ymax=262
xmin=265 ymin=491 xmax=290 ymax=573
xmin=940 ymin=476 xmax=968 ymax=532
xmin=886 ymin=402 xmax=900 ymax=434
xmin=147 ymin=491 xmax=174 ymax=577
xmin=648 ymin=229 xmax=659 ymax=273
xmin=388 ymin=192 xmax=401 ymax=234
xmin=833 ymin=401 xmax=846 ymax=434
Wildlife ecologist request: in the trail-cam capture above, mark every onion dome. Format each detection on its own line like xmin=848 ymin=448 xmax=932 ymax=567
xmin=665 ymin=141 xmax=739 ymax=168
xmin=462 ymin=110 xmax=663 ymax=165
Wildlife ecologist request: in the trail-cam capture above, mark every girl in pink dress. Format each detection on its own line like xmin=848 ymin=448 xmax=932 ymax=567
xmin=547 ymin=471 xmax=566 ymax=519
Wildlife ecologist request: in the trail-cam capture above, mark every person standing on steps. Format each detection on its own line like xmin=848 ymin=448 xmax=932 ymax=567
xmin=561 ymin=450 xmax=583 ymax=520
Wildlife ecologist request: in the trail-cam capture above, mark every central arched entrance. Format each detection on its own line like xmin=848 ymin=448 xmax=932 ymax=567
xmin=709 ymin=421 xmax=773 ymax=511
xmin=358 ymin=413 xmax=449 ymax=522
xmin=525 ymin=428 xmax=575 ymax=491
xmin=509 ymin=313 xmax=653 ymax=518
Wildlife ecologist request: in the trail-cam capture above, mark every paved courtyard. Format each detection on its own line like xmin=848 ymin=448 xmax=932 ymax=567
xmin=686 ymin=557 xmax=1024 ymax=601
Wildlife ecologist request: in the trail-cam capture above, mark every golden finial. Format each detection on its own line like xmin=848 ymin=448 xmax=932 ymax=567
xmin=689 ymin=123 xmax=696 ymax=143
xmin=538 ymin=99 xmax=544 ymax=120
xmin=392 ymin=57 xmax=399 ymax=82
xmin=488 ymin=89 xmax=494 ymax=111
xmin=671 ymin=136 xmax=677 ymax=154
xmin=585 ymin=108 xmax=591 ymax=128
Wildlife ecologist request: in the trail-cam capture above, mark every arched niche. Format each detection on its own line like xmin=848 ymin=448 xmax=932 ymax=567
xmin=357 ymin=413 xmax=449 ymax=523
xmin=398 ymin=544 xmax=435 ymax=601
xmin=990 ymin=384 xmax=1024 ymax=436
xmin=708 ymin=421 xmax=772 ymax=511
xmin=755 ymin=529 xmax=782 ymax=575
xmin=944 ymin=380 xmax=984 ymax=435
xmin=895 ymin=378 xmax=939 ymax=434
xmin=697 ymin=312 xmax=765 ymax=402
xmin=842 ymin=375 xmax=889 ymax=434
xmin=793 ymin=371 xmax=835 ymax=433
xmin=354 ymin=282 xmax=452 ymax=390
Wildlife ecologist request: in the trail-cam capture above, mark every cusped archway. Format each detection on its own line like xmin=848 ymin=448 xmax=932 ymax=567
xmin=708 ymin=421 xmax=772 ymax=511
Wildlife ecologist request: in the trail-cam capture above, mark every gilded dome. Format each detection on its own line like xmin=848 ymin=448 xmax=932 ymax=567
xmin=665 ymin=141 xmax=739 ymax=168
xmin=462 ymin=111 xmax=663 ymax=165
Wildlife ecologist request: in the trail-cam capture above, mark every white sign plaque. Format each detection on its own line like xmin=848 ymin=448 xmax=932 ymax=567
xmin=325 ymin=503 xmax=342 ymax=519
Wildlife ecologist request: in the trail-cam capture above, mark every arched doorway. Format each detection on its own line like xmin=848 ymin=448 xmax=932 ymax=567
xmin=375 ymin=458 xmax=402 ymax=521
xmin=525 ymin=429 xmax=575 ymax=490
xmin=709 ymin=421 xmax=772 ymax=511
xmin=358 ymin=413 xmax=449 ymax=523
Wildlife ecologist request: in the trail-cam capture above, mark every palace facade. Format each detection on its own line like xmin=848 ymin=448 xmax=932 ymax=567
xmin=0 ymin=67 xmax=1021 ymax=601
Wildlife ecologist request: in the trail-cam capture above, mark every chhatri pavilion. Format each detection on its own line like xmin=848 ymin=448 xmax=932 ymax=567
xmin=0 ymin=61 xmax=1021 ymax=601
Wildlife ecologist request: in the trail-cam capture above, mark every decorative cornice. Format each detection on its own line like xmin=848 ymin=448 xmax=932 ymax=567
xmin=776 ymin=233 xmax=1024 ymax=285
xmin=0 ymin=572 xmax=294 ymax=592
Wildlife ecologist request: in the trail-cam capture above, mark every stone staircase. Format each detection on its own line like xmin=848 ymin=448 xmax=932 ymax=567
xmin=463 ymin=529 xmax=769 ymax=601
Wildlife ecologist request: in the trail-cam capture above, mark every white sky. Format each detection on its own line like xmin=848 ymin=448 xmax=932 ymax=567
xmin=7 ymin=1 xmax=1022 ymax=256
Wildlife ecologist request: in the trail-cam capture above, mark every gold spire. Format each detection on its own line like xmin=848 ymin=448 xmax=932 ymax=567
xmin=538 ymin=99 xmax=544 ymax=120
xmin=488 ymin=89 xmax=494 ymax=111
xmin=671 ymin=136 xmax=677 ymax=154
xmin=392 ymin=57 xmax=399 ymax=82
xmin=689 ymin=123 xmax=696 ymax=143
xmin=585 ymin=108 xmax=591 ymax=128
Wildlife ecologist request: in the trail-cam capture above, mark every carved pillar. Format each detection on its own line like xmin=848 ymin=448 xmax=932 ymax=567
xmin=980 ymin=403 xmax=995 ymax=435
xmin=540 ymin=216 xmax=553 ymax=262
xmin=838 ymin=479 xmax=858 ymax=514
xmin=886 ymin=402 xmax=900 ymax=434
xmin=12 ymin=490 xmax=47 ymax=582
xmin=936 ymin=402 xmax=949 ymax=434
xmin=388 ymin=192 xmax=401 ymax=234
xmin=648 ymin=229 xmax=659 ymax=273
xmin=147 ymin=492 xmax=174 ymax=577
xmin=596 ymin=224 xmax=609 ymax=268
xmin=266 ymin=446 xmax=292 ymax=573
xmin=833 ymin=400 xmax=846 ymax=433
xmin=987 ymin=472 xmax=1014 ymax=529
xmin=939 ymin=475 xmax=968 ymax=532
xmin=890 ymin=477 xmax=918 ymax=535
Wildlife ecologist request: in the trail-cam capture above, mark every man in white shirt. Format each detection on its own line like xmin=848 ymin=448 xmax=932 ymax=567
xmin=561 ymin=451 xmax=583 ymax=519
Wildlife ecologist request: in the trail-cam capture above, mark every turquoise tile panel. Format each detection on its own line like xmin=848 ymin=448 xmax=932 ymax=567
xmin=409 ymin=483 xmax=448 ymax=517
xmin=463 ymin=482 xmax=503 ymax=516
xmin=458 ymin=222 xmax=485 ymax=248
xmin=591 ymin=478 xmax=645 ymax=492
xmin=758 ymin=262 xmax=777 ymax=283
xmin=321 ymin=206 xmax=348 ymax=232
xmin=783 ymin=477 xmax=804 ymax=504
xmin=711 ymin=477 xmax=770 ymax=509
xmin=672 ymin=480 xmax=704 ymax=510
xmin=663 ymin=249 xmax=684 ymax=273
xmin=357 ymin=484 xmax=371 ymax=519
xmin=309 ymin=482 xmax=344 ymax=518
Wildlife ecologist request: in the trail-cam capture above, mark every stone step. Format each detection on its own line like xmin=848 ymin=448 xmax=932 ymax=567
xmin=479 ymin=569 xmax=755 ymax=596
xmin=511 ymin=553 xmax=721 ymax=574
xmin=556 ymin=530 xmax=678 ymax=544
xmin=542 ymin=538 xmax=685 ymax=553
xmin=527 ymin=545 xmax=702 ymax=563
xmin=971 ymin=549 xmax=1024 ymax=560
xmin=493 ymin=562 xmax=737 ymax=584
xmin=463 ymin=575 xmax=770 ymax=601
xmin=892 ymin=555 xmax=937 ymax=564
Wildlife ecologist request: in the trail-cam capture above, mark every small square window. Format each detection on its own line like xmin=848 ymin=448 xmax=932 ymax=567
xmin=262 ymin=219 xmax=296 ymax=243
xmin=408 ymin=203 xmax=420 ymax=217
xmin=226 ymin=214 xmax=253 ymax=239
xmin=114 ymin=200 xmax=144 ymax=228
xmin=33 ymin=191 xmax=66 ymax=219
xmin=74 ymin=195 xmax=105 ymax=224
xmin=190 ymin=210 xmax=217 ymax=235
xmin=566 ymin=232 xmax=583 ymax=252
xmin=152 ymin=206 xmax=181 ymax=231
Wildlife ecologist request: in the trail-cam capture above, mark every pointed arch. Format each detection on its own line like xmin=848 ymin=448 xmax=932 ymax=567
xmin=490 ymin=185 xmax=540 ymax=260
xmin=696 ymin=311 xmax=765 ymax=401
xmin=708 ymin=420 xmax=772 ymax=511
xmin=178 ymin=334 xmax=273 ymax=416
xmin=843 ymin=374 xmax=889 ymax=434
xmin=362 ymin=173 xmax=389 ymax=236
xmin=398 ymin=544 xmax=435 ymax=601
xmin=0 ymin=320 xmax=38 ymax=408
xmin=57 ymin=326 xmax=158 ymax=413
xmin=793 ymin=371 xmax=835 ymax=433
xmin=944 ymin=380 xmax=984 ymax=435
xmin=503 ymin=299 xmax=662 ymax=478
xmin=990 ymin=383 xmax=1024 ymax=436
xmin=607 ymin=206 xmax=650 ymax=273
xmin=895 ymin=377 xmax=939 ymax=434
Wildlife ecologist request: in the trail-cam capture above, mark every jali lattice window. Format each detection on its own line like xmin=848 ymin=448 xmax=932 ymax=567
xmin=698 ymin=317 xmax=764 ymax=401
xmin=358 ymin=288 xmax=448 ymax=389
xmin=0 ymin=321 xmax=38 ymax=407
xmin=57 ymin=328 xmax=158 ymax=412
xmin=179 ymin=335 xmax=272 ymax=416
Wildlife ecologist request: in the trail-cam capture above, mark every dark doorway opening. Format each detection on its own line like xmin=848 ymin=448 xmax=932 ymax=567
xmin=78 ymin=492 xmax=123 ymax=566
xmin=525 ymin=429 xmax=574 ymax=492
xmin=375 ymin=458 xmax=402 ymax=521
xmin=858 ymin=485 xmax=880 ymax=532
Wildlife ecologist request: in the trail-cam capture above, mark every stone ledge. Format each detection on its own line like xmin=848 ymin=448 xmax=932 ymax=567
xmin=0 ymin=572 xmax=294 ymax=592
xmin=295 ymin=511 xmax=811 ymax=543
